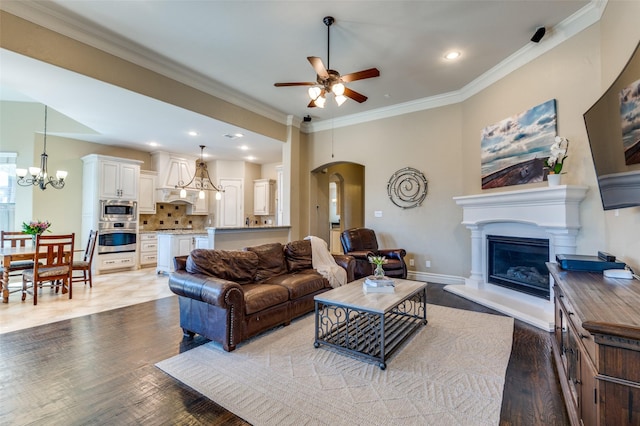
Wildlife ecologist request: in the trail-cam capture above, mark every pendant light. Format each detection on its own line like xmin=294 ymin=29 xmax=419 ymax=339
xmin=16 ymin=105 xmax=67 ymax=190
xmin=175 ymin=145 xmax=224 ymax=200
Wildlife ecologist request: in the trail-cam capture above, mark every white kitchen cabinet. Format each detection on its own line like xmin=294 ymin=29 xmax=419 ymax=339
xmin=138 ymin=232 xmax=158 ymax=267
xmin=98 ymin=158 xmax=139 ymax=200
xmin=96 ymin=252 xmax=137 ymax=271
xmin=253 ymin=179 xmax=275 ymax=216
xmin=156 ymin=233 xmax=207 ymax=274
xmin=195 ymin=235 xmax=210 ymax=249
xmin=138 ymin=171 xmax=157 ymax=214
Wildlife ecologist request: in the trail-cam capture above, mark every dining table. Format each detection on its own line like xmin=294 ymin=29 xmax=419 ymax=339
xmin=0 ymin=245 xmax=79 ymax=303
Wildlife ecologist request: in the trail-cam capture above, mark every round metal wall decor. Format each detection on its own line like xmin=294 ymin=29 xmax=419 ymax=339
xmin=387 ymin=167 xmax=428 ymax=209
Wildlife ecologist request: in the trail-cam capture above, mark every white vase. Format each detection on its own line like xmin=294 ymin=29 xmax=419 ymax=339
xmin=547 ymin=174 xmax=561 ymax=186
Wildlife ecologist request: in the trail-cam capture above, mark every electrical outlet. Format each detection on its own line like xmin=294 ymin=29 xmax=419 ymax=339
xmin=425 ymin=260 xmax=431 ymax=268
xmin=409 ymin=259 xmax=415 ymax=267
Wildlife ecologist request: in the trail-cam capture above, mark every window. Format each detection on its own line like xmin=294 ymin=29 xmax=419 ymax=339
xmin=0 ymin=153 xmax=17 ymax=232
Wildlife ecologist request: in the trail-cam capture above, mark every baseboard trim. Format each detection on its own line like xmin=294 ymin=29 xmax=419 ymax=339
xmin=407 ymin=271 xmax=465 ymax=285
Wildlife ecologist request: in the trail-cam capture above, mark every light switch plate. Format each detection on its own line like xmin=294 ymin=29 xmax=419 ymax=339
xmin=374 ymin=210 xmax=383 ymax=217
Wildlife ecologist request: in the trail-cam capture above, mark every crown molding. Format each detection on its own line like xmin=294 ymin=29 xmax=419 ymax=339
xmin=305 ymin=90 xmax=464 ymax=133
xmin=1 ymin=1 xmax=291 ymax=126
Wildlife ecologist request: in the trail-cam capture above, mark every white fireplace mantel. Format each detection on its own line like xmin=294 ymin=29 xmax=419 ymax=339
xmin=454 ymin=185 xmax=589 ymax=229
xmin=448 ymin=185 xmax=588 ymax=330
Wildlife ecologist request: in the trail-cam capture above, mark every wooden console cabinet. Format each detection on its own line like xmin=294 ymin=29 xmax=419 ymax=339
xmin=548 ymin=263 xmax=640 ymax=426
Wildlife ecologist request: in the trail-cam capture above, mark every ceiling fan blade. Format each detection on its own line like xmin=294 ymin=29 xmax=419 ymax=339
xmin=344 ymin=87 xmax=368 ymax=103
xmin=274 ymin=82 xmax=316 ymax=87
xmin=307 ymin=100 xmax=317 ymax=108
xmin=340 ymin=68 xmax=380 ymax=83
xmin=307 ymin=56 xmax=329 ymax=79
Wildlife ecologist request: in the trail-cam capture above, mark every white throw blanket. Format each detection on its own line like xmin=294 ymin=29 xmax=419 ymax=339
xmin=304 ymin=236 xmax=347 ymax=288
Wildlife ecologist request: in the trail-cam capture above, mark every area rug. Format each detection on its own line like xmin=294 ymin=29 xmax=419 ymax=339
xmin=156 ymin=304 xmax=514 ymax=425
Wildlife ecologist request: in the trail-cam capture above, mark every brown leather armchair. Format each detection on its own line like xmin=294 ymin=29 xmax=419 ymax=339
xmin=340 ymin=228 xmax=407 ymax=279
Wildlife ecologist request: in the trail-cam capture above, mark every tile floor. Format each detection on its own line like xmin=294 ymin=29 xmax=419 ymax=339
xmin=0 ymin=266 xmax=174 ymax=334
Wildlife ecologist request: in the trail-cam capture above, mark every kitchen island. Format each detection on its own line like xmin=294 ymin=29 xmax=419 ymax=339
xmin=206 ymin=226 xmax=290 ymax=250
xmin=155 ymin=230 xmax=208 ymax=274
xmin=155 ymin=226 xmax=291 ymax=274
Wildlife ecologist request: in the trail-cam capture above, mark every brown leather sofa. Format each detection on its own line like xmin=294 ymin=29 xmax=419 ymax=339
xmin=168 ymin=240 xmax=355 ymax=351
xmin=340 ymin=227 xmax=407 ymax=279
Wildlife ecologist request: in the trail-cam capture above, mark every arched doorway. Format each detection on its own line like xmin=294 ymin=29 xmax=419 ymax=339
xmin=310 ymin=162 xmax=365 ymax=249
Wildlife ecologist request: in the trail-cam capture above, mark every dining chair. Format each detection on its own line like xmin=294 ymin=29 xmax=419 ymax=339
xmin=1 ymin=231 xmax=36 ymax=277
xmin=22 ymin=233 xmax=75 ymax=305
xmin=71 ymin=230 xmax=98 ymax=287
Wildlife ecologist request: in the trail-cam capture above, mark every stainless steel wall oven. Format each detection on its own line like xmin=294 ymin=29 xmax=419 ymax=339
xmin=98 ymin=222 xmax=137 ymax=254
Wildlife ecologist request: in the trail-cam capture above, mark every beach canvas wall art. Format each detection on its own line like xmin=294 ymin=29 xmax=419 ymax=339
xmin=620 ymin=78 xmax=640 ymax=165
xmin=481 ymin=99 xmax=557 ymax=189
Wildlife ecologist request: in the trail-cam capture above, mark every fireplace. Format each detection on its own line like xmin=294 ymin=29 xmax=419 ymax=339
xmin=487 ymin=235 xmax=550 ymax=300
xmin=451 ymin=185 xmax=588 ymax=331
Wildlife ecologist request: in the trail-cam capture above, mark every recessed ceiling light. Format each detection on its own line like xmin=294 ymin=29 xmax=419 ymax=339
xmin=444 ymin=51 xmax=461 ymax=60
xmin=188 ymin=131 xmax=198 ymax=136
xmin=148 ymin=141 xmax=159 ymax=147
xmin=246 ymin=156 xmax=256 ymax=161
xmin=239 ymin=145 xmax=249 ymax=151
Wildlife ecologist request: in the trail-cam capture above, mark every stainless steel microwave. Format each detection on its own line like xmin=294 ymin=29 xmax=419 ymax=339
xmin=100 ymin=200 xmax=137 ymax=222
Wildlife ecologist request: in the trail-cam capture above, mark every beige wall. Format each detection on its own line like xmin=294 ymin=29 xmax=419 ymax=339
xmin=308 ymin=104 xmax=465 ymax=275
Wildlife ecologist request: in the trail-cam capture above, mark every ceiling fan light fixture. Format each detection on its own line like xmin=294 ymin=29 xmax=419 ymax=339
xmin=308 ymin=86 xmax=322 ymax=100
xmin=274 ymin=16 xmax=379 ymax=108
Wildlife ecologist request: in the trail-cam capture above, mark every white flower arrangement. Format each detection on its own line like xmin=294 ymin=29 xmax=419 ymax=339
xmin=368 ymin=255 xmax=387 ymax=266
xmin=545 ymin=136 xmax=569 ymax=174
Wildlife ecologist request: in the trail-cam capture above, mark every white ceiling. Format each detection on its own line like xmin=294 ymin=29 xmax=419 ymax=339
xmin=0 ymin=0 xmax=598 ymax=163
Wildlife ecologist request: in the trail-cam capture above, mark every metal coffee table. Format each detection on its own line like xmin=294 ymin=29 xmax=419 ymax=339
xmin=313 ymin=278 xmax=427 ymax=369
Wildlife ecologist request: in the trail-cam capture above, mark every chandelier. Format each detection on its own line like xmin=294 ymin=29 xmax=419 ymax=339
xmin=175 ymin=145 xmax=224 ymax=201
xmin=16 ymin=105 xmax=67 ymax=190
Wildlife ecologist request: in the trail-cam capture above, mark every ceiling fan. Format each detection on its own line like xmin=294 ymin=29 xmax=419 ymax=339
xmin=274 ymin=16 xmax=380 ymax=108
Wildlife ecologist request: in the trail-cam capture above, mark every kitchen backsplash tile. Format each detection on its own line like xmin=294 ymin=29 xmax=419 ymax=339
xmin=139 ymin=203 xmax=207 ymax=230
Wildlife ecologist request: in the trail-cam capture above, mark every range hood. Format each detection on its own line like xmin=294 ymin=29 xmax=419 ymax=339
xmin=152 ymin=150 xmax=197 ymax=204
xmin=156 ymin=188 xmax=198 ymax=205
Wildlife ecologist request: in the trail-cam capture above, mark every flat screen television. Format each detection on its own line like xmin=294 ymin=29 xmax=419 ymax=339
xmin=584 ymin=41 xmax=640 ymax=210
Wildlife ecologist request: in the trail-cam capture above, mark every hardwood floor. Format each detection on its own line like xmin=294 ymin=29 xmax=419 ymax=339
xmin=0 ymin=284 xmax=569 ymax=425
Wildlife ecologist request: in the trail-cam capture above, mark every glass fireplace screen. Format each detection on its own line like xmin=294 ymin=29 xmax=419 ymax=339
xmin=487 ymin=235 xmax=550 ymax=300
